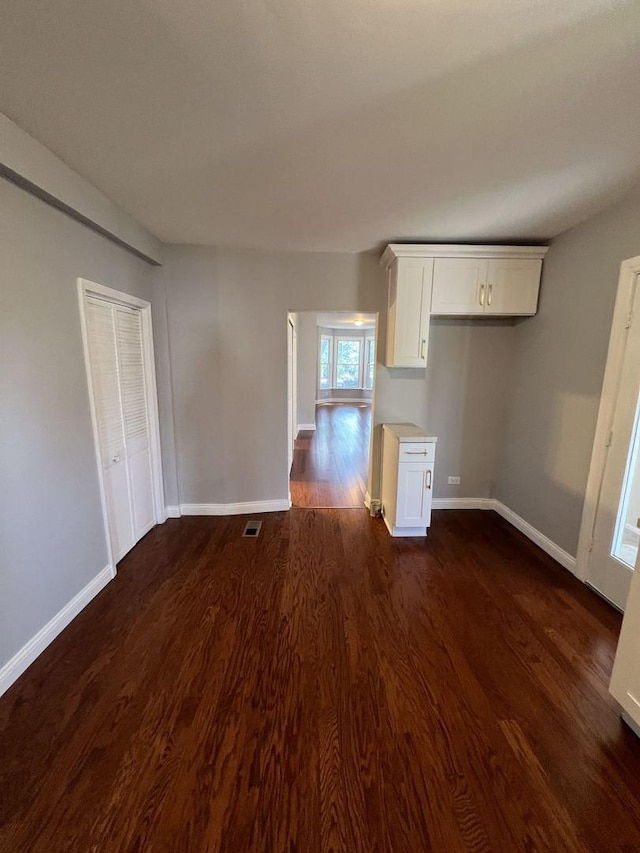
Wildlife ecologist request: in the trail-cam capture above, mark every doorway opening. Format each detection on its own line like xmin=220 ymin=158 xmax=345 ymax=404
xmin=287 ymin=311 xmax=377 ymax=508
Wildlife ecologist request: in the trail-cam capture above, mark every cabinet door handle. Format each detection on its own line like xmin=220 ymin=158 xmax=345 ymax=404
xmin=406 ymin=450 xmax=428 ymax=455
xmin=426 ymin=469 xmax=432 ymax=489
xmin=487 ymin=283 xmax=493 ymax=306
xmin=479 ymin=284 xmax=485 ymax=306
xmin=420 ymin=338 xmax=426 ymax=359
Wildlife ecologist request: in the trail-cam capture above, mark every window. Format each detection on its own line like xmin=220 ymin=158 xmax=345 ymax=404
xmin=334 ymin=337 xmax=362 ymax=389
xmin=364 ymin=336 xmax=375 ymax=389
xmin=319 ymin=334 xmax=332 ymax=389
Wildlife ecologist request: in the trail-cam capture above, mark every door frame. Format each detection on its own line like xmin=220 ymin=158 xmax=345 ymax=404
xmin=576 ymin=254 xmax=640 ymax=592
xmin=286 ymin=310 xmax=379 ymax=508
xmin=77 ymin=278 xmax=165 ymax=573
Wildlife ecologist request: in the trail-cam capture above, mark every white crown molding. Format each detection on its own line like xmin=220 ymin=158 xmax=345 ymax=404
xmin=179 ymin=499 xmax=291 ymax=516
xmin=0 ymin=564 xmax=115 ymax=697
xmin=380 ymin=243 xmax=549 ymax=267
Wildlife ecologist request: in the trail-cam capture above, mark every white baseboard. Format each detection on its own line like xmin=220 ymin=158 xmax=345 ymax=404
xmin=179 ymin=499 xmax=291 ymax=516
xmin=491 ymin=499 xmax=577 ymax=574
xmin=432 ymin=498 xmax=496 ymax=510
xmin=164 ymin=505 xmax=181 ymax=519
xmin=430 ymin=497 xmax=577 ymax=574
xmin=315 ymin=398 xmax=372 ymax=405
xmin=297 ymin=423 xmax=316 ymax=432
xmin=0 ymin=564 xmax=115 ymax=698
xmin=364 ymin=491 xmax=372 ymax=509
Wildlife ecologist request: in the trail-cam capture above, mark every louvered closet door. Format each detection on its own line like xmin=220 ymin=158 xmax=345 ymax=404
xmin=85 ymin=298 xmax=135 ymax=560
xmin=114 ymin=306 xmax=155 ymax=542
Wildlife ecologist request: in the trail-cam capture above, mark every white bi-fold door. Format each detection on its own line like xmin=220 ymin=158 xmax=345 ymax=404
xmin=84 ymin=294 xmax=158 ymax=563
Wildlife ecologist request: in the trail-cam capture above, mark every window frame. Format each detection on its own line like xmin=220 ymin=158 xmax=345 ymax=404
xmin=364 ymin=335 xmax=376 ymax=390
xmin=333 ymin=335 xmax=364 ymax=390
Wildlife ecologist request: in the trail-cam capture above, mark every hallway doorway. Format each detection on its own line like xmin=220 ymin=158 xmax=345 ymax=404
xmin=287 ymin=311 xmax=376 ymax=508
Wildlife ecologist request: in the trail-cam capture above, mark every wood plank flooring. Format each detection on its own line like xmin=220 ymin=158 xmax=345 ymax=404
xmin=290 ymin=402 xmax=371 ymax=508
xmin=1 ymin=509 xmax=640 ymax=851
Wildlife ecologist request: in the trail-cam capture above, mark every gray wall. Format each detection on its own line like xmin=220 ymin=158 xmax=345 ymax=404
xmin=496 ymin=190 xmax=640 ymax=555
xmin=294 ymin=312 xmax=318 ymax=428
xmin=0 ymin=179 xmax=162 ymax=670
xmin=157 ymin=245 xmax=516 ymax=506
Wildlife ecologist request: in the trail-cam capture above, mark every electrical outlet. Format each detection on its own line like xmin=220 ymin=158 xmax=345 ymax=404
xmin=447 ymin=476 xmax=461 ymax=485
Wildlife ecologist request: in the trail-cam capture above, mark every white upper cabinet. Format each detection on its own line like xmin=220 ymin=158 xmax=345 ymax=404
xmin=381 ymin=246 xmax=548 ymax=345
xmin=431 ymin=258 xmax=487 ymax=316
xmin=385 ymin=257 xmax=433 ymax=367
xmin=484 ymin=257 xmax=542 ymax=316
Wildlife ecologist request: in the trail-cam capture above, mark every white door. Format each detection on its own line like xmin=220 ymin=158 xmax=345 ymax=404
xmin=484 ymin=258 xmax=541 ymax=315
xmin=396 ymin=462 xmax=433 ymax=527
xmin=431 ymin=258 xmax=487 ymax=315
xmin=610 ymin=559 xmax=640 ymax=729
xmin=587 ymin=272 xmax=640 ymax=610
xmin=85 ymin=297 xmax=155 ymax=562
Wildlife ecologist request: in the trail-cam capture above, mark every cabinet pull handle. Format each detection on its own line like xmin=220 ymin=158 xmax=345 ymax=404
xmin=406 ymin=450 xmax=428 ymax=455
xmin=426 ymin=469 xmax=432 ymax=489
xmin=487 ymin=283 xmax=493 ymax=306
xmin=420 ymin=338 xmax=426 ymax=359
xmin=479 ymin=284 xmax=485 ymax=306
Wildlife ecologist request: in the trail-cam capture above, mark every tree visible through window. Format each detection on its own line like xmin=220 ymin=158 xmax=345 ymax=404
xmin=335 ymin=338 xmax=362 ymax=388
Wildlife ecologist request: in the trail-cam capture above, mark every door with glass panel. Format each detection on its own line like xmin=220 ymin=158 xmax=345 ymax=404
xmin=588 ymin=273 xmax=640 ymax=610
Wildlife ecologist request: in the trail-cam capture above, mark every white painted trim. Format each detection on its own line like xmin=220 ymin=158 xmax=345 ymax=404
xmin=364 ymin=491 xmax=372 ymax=509
xmin=0 ymin=565 xmax=114 ymax=697
xmin=492 ymin=500 xmax=577 ymax=574
xmin=432 ymin=498 xmax=496 ymax=510
xmin=380 ymin=243 xmax=548 ymax=267
xmin=297 ymin=423 xmax=316 ymax=432
xmin=180 ymin=499 xmax=291 ymax=516
xmin=77 ymin=279 xmax=166 ymax=568
xmin=576 ymin=255 xmax=640 ymax=581
xmin=165 ymin=505 xmax=181 ymax=519
xmin=0 ymin=113 xmax=161 ymax=264
xmin=316 ymin=397 xmax=373 ymax=405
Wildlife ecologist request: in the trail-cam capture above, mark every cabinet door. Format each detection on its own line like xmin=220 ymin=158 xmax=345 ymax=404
xmin=386 ymin=258 xmax=432 ymax=367
xmin=610 ymin=560 xmax=640 ymax=729
xmin=431 ymin=258 xmax=487 ymax=316
xmin=396 ymin=462 xmax=434 ymax=527
xmin=485 ymin=258 xmax=541 ymax=315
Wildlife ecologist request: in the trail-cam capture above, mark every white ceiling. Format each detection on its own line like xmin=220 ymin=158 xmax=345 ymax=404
xmin=1 ymin=0 xmax=640 ymax=252
xmin=315 ymin=312 xmax=376 ymax=331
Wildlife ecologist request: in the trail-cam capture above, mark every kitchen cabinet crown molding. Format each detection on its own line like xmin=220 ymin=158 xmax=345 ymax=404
xmin=380 ymin=243 xmax=549 ymax=267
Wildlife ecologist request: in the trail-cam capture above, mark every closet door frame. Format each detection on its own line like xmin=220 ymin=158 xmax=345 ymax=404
xmin=77 ymin=278 xmax=165 ymax=573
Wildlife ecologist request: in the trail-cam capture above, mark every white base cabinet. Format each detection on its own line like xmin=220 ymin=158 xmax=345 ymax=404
xmin=381 ymin=423 xmax=437 ymax=537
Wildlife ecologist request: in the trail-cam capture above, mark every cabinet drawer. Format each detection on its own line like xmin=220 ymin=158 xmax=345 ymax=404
xmin=398 ymin=443 xmax=435 ymax=463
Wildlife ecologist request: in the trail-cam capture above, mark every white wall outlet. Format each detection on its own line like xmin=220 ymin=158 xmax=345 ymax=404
xmin=447 ymin=476 xmax=461 ymax=485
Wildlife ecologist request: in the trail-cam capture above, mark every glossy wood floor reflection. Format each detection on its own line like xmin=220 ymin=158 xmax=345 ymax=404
xmin=290 ymin=402 xmax=371 ymax=507
xmin=2 ymin=510 xmax=640 ymax=852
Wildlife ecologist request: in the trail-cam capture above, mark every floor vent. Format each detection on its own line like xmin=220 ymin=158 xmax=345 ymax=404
xmin=242 ymin=520 xmax=263 ymax=538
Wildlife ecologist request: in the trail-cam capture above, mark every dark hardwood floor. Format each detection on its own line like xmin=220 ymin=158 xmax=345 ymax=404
xmin=290 ymin=402 xmax=371 ymax=508
xmin=1 ymin=509 xmax=640 ymax=851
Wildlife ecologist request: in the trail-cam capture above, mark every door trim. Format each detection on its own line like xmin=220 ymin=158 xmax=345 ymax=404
xmin=576 ymin=255 xmax=640 ymax=583
xmin=77 ymin=278 xmax=165 ymax=572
